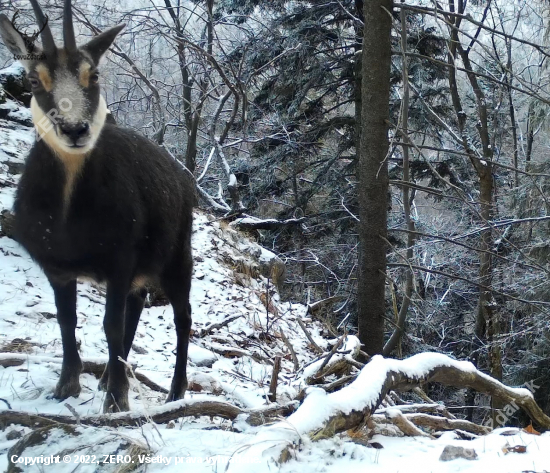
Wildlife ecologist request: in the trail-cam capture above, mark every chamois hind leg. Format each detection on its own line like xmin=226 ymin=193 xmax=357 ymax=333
xmin=123 ymin=287 xmax=147 ymax=358
xmin=99 ymin=288 xmax=147 ymax=391
xmin=162 ymin=252 xmax=192 ymax=403
xmin=102 ymin=277 xmax=132 ymax=413
xmin=49 ymin=279 xmax=83 ymax=400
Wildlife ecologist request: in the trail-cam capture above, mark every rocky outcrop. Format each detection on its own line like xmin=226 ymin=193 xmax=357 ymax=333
xmin=0 ymin=64 xmax=31 ymax=107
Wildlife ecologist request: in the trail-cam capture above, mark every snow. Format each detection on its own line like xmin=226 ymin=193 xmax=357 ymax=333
xmin=287 ymin=354 xmax=472 ymax=437
xmin=3 ymin=106 xmax=32 ymax=124
xmin=1 ymin=80 xmax=550 ymax=473
xmin=231 ymin=216 xmax=261 ymax=225
xmin=188 ymin=344 xmax=218 ymax=367
xmin=283 ymin=353 xmax=538 ymax=440
xmin=278 ymin=430 xmax=550 ymax=473
xmin=0 ymin=63 xmax=25 ymax=79
xmin=301 ymin=335 xmax=361 ymax=380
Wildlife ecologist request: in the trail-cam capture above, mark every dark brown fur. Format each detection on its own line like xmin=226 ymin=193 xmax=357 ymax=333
xmin=0 ymin=1 xmax=194 ymax=412
xmin=14 ymin=124 xmax=194 ymax=412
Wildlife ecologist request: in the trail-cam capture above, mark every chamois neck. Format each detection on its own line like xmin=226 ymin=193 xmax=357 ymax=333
xmin=58 ymin=150 xmax=88 ymax=216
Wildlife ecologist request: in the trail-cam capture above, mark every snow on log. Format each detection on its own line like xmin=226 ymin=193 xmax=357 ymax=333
xmin=301 ymin=335 xmax=361 ymax=384
xmin=296 ymin=353 xmax=550 ymax=439
xmin=244 ymin=352 xmax=550 ymax=462
xmin=230 ymin=216 xmax=306 ymax=231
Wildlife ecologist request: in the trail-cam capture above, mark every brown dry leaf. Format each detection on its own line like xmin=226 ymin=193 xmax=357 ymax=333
xmin=188 ymin=381 xmax=203 ymax=392
xmin=346 ymin=429 xmax=369 ymax=439
xmin=502 ymin=445 xmax=527 ymax=454
xmin=523 ymin=424 xmax=541 ymax=435
xmin=0 ymin=338 xmax=37 ymax=354
xmin=259 ymin=292 xmax=279 ymax=316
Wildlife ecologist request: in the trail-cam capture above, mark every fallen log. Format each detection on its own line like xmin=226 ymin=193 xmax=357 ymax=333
xmin=370 ymin=411 xmax=489 ymax=437
xmin=0 ymin=353 xmax=107 ymax=372
xmin=376 ymin=402 xmax=455 ymax=419
xmin=245 ymin=401 xmax=300 ymax=426
xmin=0 ymin=399 xmax=299 ymax=429
xmin=307 ymin=296 xmax=344 ymax=315
xmin=304 ymin=353 xmax=550 ymax=439
xmin=384 ymin=408 xmax=432 ymax=438
xmin=230 ymin=216 xmax=306 ymax=231
xmin=404 ymin=413 xmax=490 ymax=436
xmin=0 ymin=353 xmax=133 ymax=374
xmin=302 ymin=335 xmax=361 ymax=385
xmin=247 ymin=352 xmax=550 ymax=462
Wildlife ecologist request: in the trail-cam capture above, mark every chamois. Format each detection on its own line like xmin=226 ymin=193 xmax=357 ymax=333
xmin=0 ymin=0 xmax=194 ymax=412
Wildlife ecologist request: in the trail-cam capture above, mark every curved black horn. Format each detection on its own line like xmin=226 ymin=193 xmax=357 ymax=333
xmin=63 ymin=0 xmax=77 ymax=51
xmin=29 ymin=0 xmax=56 ymax=52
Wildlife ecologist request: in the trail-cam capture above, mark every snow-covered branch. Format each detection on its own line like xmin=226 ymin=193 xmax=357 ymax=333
xmin=230 ymin=216 xmax=306 ymax=231
xmin=246 ymin=352 xmax=550 ymax=462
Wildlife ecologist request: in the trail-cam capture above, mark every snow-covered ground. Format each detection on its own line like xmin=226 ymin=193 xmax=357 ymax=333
xmin=1 ymin=87 xmax=550 ymax=472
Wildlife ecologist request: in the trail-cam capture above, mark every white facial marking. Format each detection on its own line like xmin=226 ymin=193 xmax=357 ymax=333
xmin=53 ymin=66 xmax=87 ymax=124
xmin=31 ymin=91 xmax=107 ymax=156
xmin=31 ymin=96 xmax=58 ymax=147
xmin=59 ymin=98 xmax=72 ymax=112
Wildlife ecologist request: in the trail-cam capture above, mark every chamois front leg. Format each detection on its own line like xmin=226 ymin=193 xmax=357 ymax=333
xmin=49 ymin=279 xmax=83 ymax=400
xmin=102 ymin=278 xmax=131 ymax=413
xmin=98 ymin=288 xmax=146 ymax=391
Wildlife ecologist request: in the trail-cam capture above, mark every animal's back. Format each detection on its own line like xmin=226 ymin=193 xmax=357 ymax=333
xmin=14 ymin=123 xmax=194 ymax=282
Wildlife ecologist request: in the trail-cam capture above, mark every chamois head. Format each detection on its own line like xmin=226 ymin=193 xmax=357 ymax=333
xmin=0 ymin=0 xmax=124 ymax=154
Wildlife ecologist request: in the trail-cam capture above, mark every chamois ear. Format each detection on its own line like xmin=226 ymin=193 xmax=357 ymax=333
xmin=81 ymin=24 xmax=125 ymax=65
xmin=0 ymin=14 xmax=34 ymax=70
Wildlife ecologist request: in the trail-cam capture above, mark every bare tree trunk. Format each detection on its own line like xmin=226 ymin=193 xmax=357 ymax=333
xmin=525 ymin=101 xmax=535 ymax=172
xmin=477 ymin=170 xmax=498 ymax=378
xmin=442 ymin=0 xmax=500 ymax=418
xmin=357 ymin=0 xmax=392 ymax=356
xmin=384 ymin=1 xmax=415 ymax=356
xmin=505 ymin=40 xmax=519 ymax=188
xmin=354 ymin=0 xmax=363 ymax=149
xmin=164 ymin=0 xmax=208 ymax=174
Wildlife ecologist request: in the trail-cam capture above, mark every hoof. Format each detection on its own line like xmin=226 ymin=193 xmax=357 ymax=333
xmin=102 ymin=391 xmax=130 ymax=413
xmin=165 ymin=390 xmax=185 ymax=403
xmin=166 ymin=380 xmax=187 ymax=403
xmin=51 ymin=378 xmax=81 ymax=400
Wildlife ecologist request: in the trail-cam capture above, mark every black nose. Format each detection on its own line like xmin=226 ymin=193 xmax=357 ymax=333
xmin=59 ymin=122 xmax=90 ymax=145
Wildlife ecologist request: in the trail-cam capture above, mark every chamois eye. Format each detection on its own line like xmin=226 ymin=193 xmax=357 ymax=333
xmin=90 ymin=72 xmax=99 ymax=84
